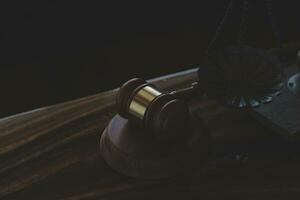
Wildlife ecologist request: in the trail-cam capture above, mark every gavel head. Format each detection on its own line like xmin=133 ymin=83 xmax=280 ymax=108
xmin=116 ymin=78 xmax=191 ymax=142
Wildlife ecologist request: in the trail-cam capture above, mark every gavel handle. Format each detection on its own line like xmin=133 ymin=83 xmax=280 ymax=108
xmin=169 ymin=82 xmax=203 ymax=100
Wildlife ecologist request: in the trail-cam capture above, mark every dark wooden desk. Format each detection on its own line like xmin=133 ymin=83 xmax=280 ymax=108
xmin=1 ymin=66 xmax=300 ymax=200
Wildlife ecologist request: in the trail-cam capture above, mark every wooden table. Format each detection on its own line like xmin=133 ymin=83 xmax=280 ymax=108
xmin=2 ymin=67 xmax=300 ymax=200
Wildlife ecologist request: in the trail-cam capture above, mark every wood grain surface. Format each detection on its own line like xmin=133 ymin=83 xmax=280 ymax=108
xmin=1 ymin=56 xmax=300 ymax=199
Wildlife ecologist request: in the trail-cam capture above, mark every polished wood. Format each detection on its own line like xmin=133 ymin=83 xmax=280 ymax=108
xmin=2 ymin=63 xmax=300 ymax=199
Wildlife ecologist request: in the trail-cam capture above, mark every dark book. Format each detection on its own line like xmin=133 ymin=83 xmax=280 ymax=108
xmin=252 ymin=66 xmax=300 ymax=140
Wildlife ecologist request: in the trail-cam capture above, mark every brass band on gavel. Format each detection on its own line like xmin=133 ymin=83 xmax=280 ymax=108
xmin=129 ymin=86 xmax=162 ymax=119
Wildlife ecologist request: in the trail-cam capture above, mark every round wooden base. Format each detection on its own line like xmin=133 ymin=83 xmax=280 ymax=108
xmin=100 ymin=114 xmax=211 ymax=179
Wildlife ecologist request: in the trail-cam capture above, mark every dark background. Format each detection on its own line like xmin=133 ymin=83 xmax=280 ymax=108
xmin=0 ymin=0 xmax=299 ymax=118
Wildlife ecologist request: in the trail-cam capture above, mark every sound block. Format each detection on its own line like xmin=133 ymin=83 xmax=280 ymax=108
xmin=100 ymin=114 xmax=211 ymax=179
